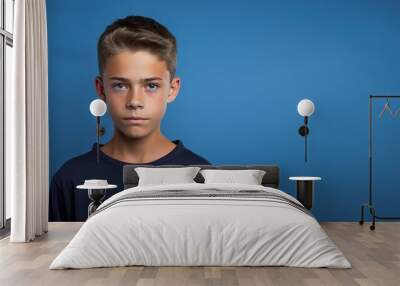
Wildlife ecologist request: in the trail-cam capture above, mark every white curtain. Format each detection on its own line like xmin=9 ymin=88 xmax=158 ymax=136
xmin=6 ymin=0 xmax=49 ymax=242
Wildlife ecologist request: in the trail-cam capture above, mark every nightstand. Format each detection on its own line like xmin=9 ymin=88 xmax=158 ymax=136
xmin=76 ymin=180 xmax=117 ymax=216
xmin=289 ymin=176 xmax=321 ymax=210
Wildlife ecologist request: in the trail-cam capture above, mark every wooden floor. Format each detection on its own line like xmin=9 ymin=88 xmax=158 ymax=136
xmin=0 ymin=222 xmax=399 ymax=286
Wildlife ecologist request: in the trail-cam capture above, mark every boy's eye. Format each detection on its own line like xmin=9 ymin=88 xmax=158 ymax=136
xmin=146 ymin=82 xmax=160 ymax=92
xmin=112 ymin=82 xmax=129 ymax=91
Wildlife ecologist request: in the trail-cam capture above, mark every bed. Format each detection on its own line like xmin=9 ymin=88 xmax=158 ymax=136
xmin=49 ymin=164 xmax=351 ymax=269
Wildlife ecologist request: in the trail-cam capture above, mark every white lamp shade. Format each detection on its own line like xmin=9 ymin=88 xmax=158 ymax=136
xmin=297 ymin=99 xmax=315 ymax=117
xmin=89 ymin=99 xmax=107 ymax=117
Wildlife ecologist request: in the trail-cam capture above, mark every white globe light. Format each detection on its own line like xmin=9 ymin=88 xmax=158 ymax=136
xmin=297 ymin=99 xmax=315 ymax=117
xmin=89 ymin=99 xmax=107 ymax=117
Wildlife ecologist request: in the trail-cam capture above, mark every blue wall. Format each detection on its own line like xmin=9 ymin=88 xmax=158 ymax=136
xmin=47 ymin=0 xmax=400 ymax=221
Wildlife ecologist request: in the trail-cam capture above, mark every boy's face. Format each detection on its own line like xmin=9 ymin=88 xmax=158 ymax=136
xmin=95 ymin=50 xmax=180 ymax=139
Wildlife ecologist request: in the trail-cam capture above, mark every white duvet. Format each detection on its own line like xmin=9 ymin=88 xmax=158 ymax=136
xmin=49 ymin=183 xmax=351 ymax=269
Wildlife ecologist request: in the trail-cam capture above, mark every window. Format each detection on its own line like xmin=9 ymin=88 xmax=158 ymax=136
xmin=0 ymin=0 xmax=14 ymax=233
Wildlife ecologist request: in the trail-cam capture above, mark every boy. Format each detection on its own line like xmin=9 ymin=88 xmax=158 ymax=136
xmin=49 ymin=15 xmax=211 ymax=222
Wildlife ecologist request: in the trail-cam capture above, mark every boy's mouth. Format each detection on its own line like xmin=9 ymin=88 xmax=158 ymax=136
xmin=123 ymin=116 xmax=148 ymax=120
xmin=123 ymin=116 xmax=149 ymax=125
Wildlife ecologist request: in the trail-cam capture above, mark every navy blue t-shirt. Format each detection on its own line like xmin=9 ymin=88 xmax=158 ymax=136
xmin=49 ymin=139 xmax=211 ymax=222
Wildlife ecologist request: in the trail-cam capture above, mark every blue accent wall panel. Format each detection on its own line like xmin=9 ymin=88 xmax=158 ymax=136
xmin=47 ymin=0 xmax=400 ymax=221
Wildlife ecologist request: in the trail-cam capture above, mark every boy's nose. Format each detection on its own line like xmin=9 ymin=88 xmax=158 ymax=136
xmin=126 ymin=89 xmax=144 ymax=109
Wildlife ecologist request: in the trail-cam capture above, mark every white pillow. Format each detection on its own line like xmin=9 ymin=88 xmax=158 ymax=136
xmin=135 ymin=167 xmax=201 ymax=186
xmin=200 ymin=169 xmax=266 ymax=185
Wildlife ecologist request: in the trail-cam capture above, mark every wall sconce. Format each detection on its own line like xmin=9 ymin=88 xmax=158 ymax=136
xmin=89 ymin=99 xmax=107 ymax=164
xmin=297 ymin=99 xmax=315 ymax=162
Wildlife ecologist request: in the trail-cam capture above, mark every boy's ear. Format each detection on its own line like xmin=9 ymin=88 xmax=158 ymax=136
xmin=95 ymin=76 xmax=107 ymax=102
xmin=167 ymin=76 xmax=181 ymax=103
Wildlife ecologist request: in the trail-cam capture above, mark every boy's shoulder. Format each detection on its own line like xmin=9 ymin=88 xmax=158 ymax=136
xmin=51 ymin=148 xmax=95 ymax=183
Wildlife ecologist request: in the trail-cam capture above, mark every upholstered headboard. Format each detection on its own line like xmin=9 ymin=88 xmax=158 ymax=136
xmin=123 ymin=165 xmax=280 ymax=189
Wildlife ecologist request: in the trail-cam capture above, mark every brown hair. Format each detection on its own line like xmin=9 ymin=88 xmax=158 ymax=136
xmin=97 ymin=16 xmax=177 ymax=80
